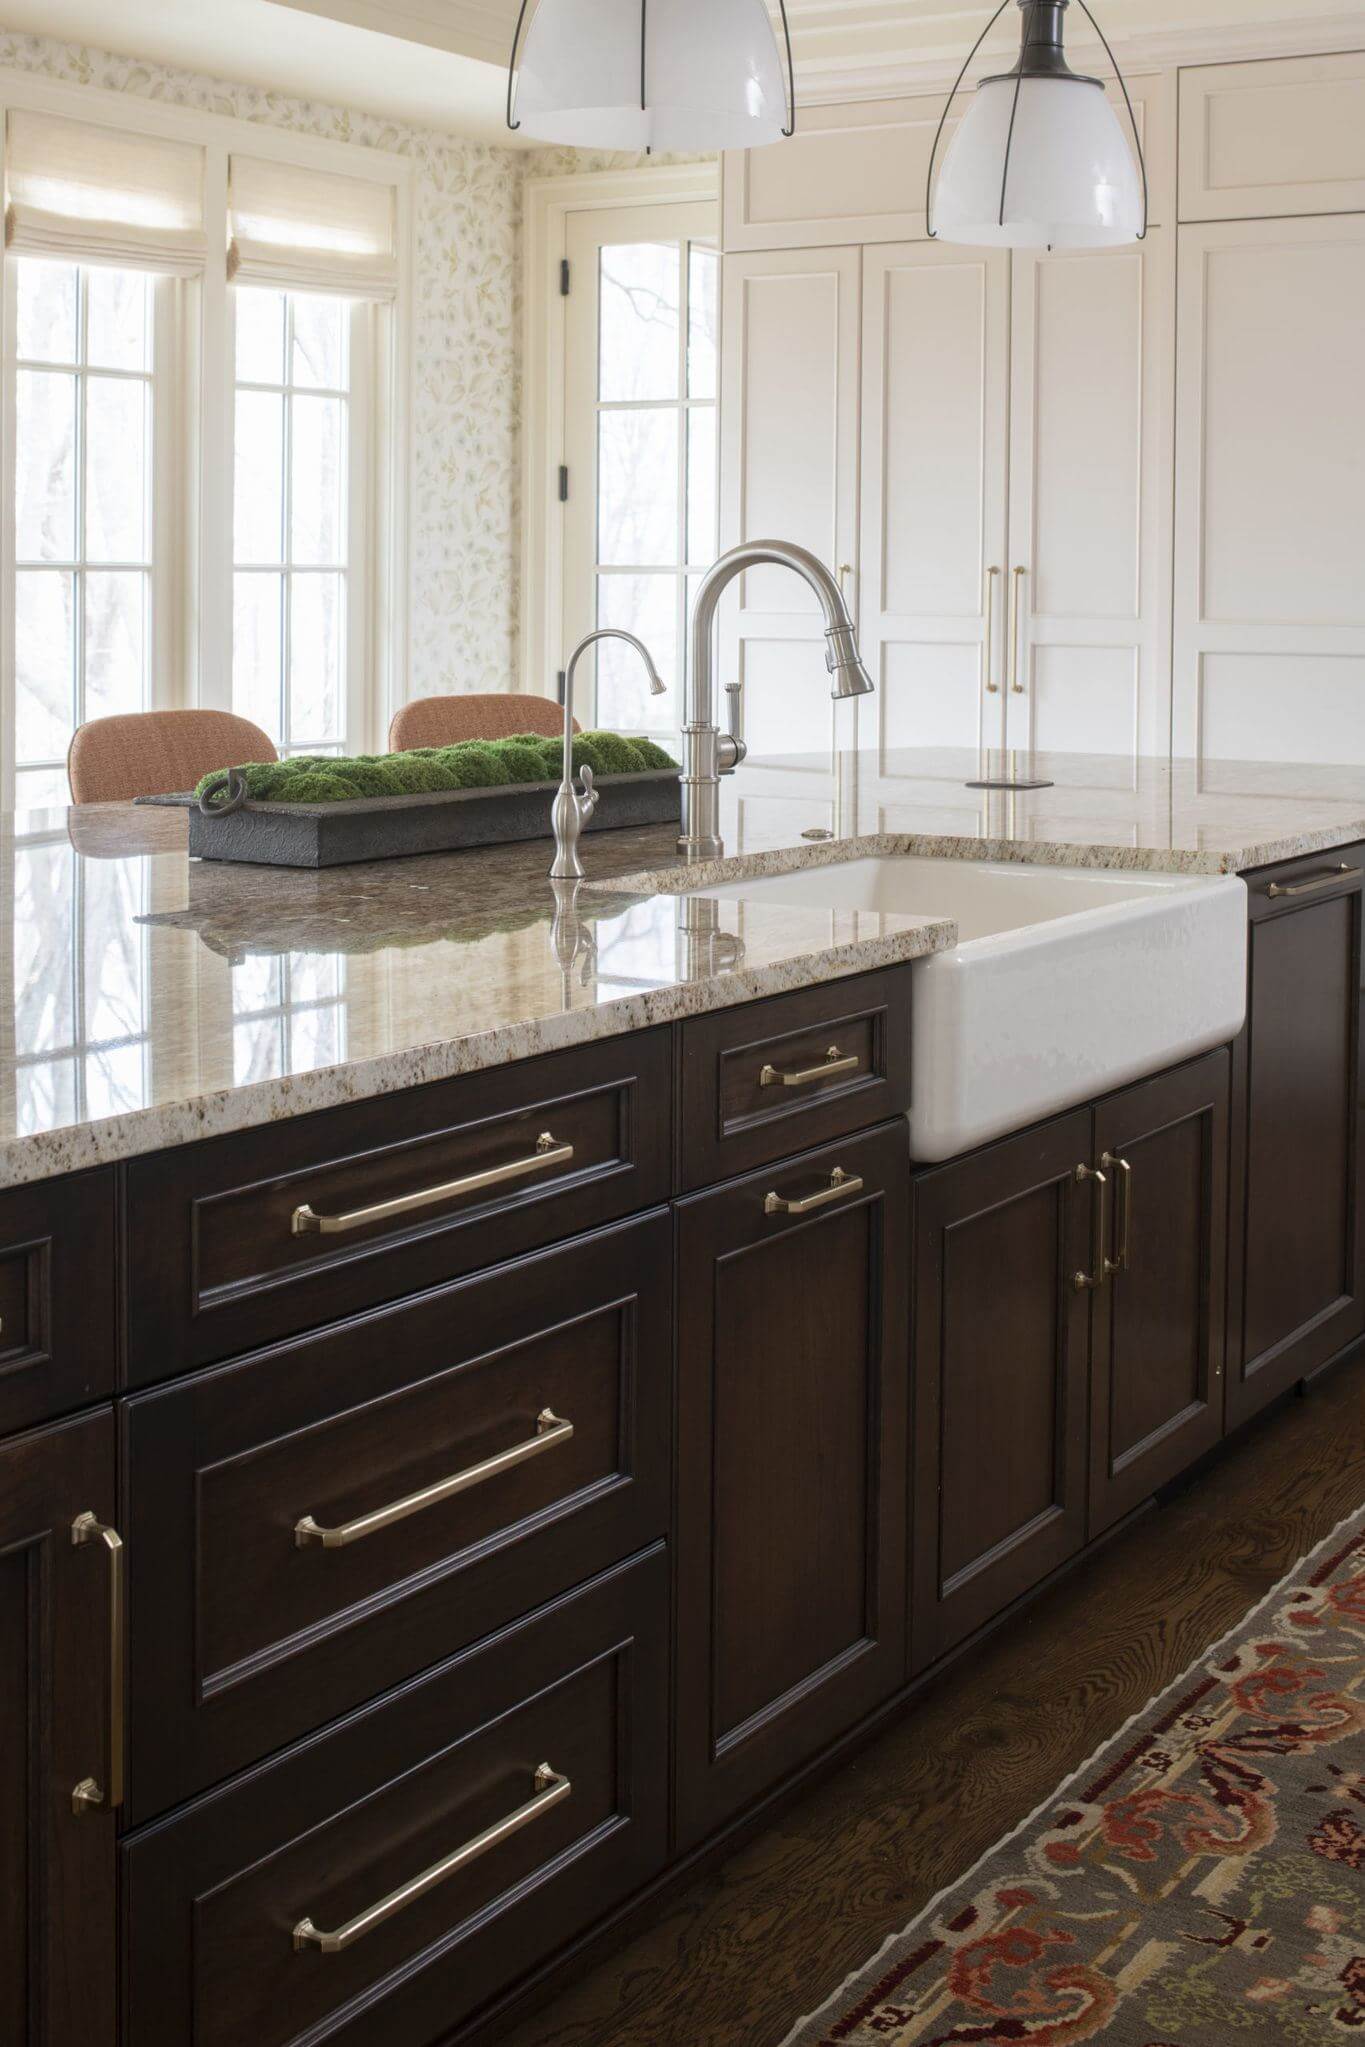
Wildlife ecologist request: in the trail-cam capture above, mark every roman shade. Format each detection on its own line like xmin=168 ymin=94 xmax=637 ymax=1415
xmin=4 ymin=109 xmax=207 ymax=272
xmin=227 ymin=154 xmax=398 ymax=300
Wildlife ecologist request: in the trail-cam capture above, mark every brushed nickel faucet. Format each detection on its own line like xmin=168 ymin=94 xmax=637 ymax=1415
xmin=550 ymin=629 xmax=665 ymax=880
xmin=678 ymin=540 xmax=874 ymax=860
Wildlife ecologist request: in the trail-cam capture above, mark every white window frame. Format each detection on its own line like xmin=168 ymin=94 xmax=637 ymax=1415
xmin=520 ymin=163 xmax=720 ymax=720
xmin=0 ymin=65 xmax=413 ymax=805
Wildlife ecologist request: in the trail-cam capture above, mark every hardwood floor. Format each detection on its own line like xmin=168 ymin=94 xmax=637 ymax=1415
xmin=497 ymin=1353 xmax=1365 ymax=2047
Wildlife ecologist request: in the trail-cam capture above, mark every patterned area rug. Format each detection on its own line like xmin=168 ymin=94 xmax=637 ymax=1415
xmin=782 ymin=1506 xmax=1365 ymax=2046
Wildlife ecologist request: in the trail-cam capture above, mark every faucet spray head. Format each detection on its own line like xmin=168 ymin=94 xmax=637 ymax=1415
xmin=825 ymin=622 xmax=876 ymax=699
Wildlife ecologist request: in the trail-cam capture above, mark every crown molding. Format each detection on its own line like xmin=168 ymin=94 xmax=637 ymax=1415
xmin=269 ymin=0 xmax=514 ymax=67
xmin=790 ymin=10 xmax=1365 ymax=101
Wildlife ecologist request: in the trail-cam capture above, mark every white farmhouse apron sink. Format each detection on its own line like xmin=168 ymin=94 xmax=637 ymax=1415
xmin=686 ymin=856 xmax=1249 ymax=1162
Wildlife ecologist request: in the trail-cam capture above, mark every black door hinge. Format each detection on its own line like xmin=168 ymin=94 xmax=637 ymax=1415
xmin=560 ymin=258 xmax=571 ymax=296
xmin=558 ymin=465 xmax=570 ymax=503
xmin=556 ymin=670 xmax=567 ymax=704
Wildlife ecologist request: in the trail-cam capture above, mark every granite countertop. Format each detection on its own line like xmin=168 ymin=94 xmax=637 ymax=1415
xmin=5 ymin=745 xmax=1365 ymax=1188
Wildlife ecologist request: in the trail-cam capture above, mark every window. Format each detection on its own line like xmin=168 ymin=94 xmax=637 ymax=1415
xmin=0 ymin=95 xmax=408 ymax=809
xmin=11 ymin=261 xmax=161 ymax=810
xmin=560 ymin=198 xmax=719 ymax=735
xmin=231 ymin=951 xmax=348 ymax=1085
xmin=232 ymin=289 xmax=365 ymax=757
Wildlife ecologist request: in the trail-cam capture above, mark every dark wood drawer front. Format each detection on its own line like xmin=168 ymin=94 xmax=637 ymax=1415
xmin=124 ymin=1549 xmax=668 ymax=2047
xmin=0 ymin=1170 xmax=116 ymax=1435
xmin=124 ymin=1029 xmax=672 ymax=1382
xmin=679 ymin=967 xmax=912 ymax=1192
xmin=1245 ymin=843 xmax=1363 ymax=922
xmin=124 ymin=1212 xmax=672 ymax=1822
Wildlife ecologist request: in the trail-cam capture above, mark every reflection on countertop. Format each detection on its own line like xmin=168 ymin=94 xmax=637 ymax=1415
xmin=6 ymin=745 xmax=1365 ymax=1187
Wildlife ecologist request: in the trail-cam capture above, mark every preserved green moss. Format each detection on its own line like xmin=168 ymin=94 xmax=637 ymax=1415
xmin=194 ymin=731 xmax=678 ymax=805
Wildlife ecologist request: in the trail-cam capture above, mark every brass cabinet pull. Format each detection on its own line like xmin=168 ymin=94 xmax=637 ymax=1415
xmin=292 ymin=1761 xmax=571 ymax=1955
xmin=765 ymin=1166 xmax=864 ymax=1217
xmin=291 ymin=1133 xmax=575 ymax=1236
xmin=1073 ymin=1164 xmax=1110 ymax=1292
xmin=759 ymin=1045 xmax=860 ymax=1090
xmin=1265 ymin=864 xmax=1353 ymax=899
xmin=984 ymin=566 xmax=1001 ymax=692
xmin=295 ymin=1409 xmax=574 ymax=1550
xmin=70 ymin=1512 xmax=125 ymax=1816
xmin=1009 ymin=566 xmax=1027 ymax=693
xmin=1101 ymin=1152 xmax=1132 ymax=1274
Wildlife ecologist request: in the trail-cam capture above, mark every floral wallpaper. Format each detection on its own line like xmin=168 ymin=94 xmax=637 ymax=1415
xmin=0 ymin=28 xmax=525 ymax=702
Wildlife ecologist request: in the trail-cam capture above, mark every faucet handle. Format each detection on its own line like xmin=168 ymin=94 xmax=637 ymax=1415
xmin=577 ymin=764 xmax=598 ymax=817
xmin=724 ymin=680 xmax=744 ymax=749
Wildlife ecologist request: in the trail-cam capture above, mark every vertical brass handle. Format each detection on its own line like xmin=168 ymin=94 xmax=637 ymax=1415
xmin=71 ymin=1512 xmax=125 ymax=1816
xmin=1101 ymin=1152 xmax=1132 ymax=1273
xmin=1073 ymin=1164 xmax=1109 ymax=1292
xmin=1010 ymin=566 xmax=1027 ymax=693
xmin=984 ymin=567 xmax=1000 ymax=692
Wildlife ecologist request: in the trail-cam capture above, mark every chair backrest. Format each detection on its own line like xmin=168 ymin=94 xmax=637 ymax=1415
xmin=67 ymin=710 xmax=278 ymax=805
xmin=388 ymin=693 xmax=577 ymax=753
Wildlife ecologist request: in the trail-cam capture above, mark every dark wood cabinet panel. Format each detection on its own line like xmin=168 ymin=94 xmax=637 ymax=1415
xmin=912 ymin=1111 xmax=1091 ymax=1671
xmin=123 ymin=1212 xmax=672 ymax=1822
xmin=1089 ymin=1051 xmax=1230 ymax=1534
xmin=124 ymin=1549 xmax=669 ymax=2047
xmin=1228 ymin=851 xmax=1364 ymax=1425
xmin=675 ymin=1122 xmax=910 ymax=1850
xmin=0 ymin=1412 xmax=117 ymax=2047
xmin=678 ymin=966 xmax=913 ymax=1192
xmin=0 ymin=1169 xmax=116 ymax=1435
xmin=124 ymin=1028 xmax=672 ymax=1384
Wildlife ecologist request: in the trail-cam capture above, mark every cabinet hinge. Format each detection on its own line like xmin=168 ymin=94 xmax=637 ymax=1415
xmin=558 ymin=465 xmax=570 ymax=503
xmin=556 ymin=670 xmax=567 ymax=705
xmin=560 ymin=258 xmax=571 ymax=297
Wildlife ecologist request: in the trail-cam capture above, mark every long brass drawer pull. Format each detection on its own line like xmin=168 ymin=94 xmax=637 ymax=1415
xmin=765 ymin=1167 xmax=864 ymax=1217
xmin=71 ymin=1512 xmax=125 ymax=1817
xmin=291 ymin=1133 xmax=575 ymax=1236
xmin=759 ymin=1046 xmax=860 ymax=1089
xmin=1073 ymin=1163 xmax=1110 ymax=1292
xmin=1101 ymin=1152 xmax=1132 ymax=1274
xmin=1265 ymin=864 xmax=1353 ymax=899
xmin=292 ymin=1761 xmax=571 ymax=1955
xmin=295 ymin=1409 xmax=575 ymax=1549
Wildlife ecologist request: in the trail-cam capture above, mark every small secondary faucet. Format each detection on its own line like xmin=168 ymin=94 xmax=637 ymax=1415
xmin=550 ymin=629 xmax=665 ymax=880
xmin=678 ymin=540 xmax=874 ymax=860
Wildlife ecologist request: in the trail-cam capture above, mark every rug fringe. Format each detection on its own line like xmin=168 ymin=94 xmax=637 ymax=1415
xmin=776 ymin=1498 xmax=1365 ymax=2047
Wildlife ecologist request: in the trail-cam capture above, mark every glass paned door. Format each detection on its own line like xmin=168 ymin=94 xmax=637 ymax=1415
xmin=563 ymin=202 xmax=719 ymax=736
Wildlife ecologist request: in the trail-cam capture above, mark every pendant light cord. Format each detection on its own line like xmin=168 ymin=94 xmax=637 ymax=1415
xmin=1073 ymin=0 xmax=1148 ymax=237
xmin=924 ymin=0 xmax=1013 ymax=237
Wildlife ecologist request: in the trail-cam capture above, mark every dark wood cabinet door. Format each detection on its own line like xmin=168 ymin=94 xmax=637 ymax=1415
xmin=911 ymin=1111 xmax=1092 ymax=1672
xmin=675 ymin=1122 xmax=910 ymax=1852
xmin=0 ymin=1412 xmax=117 ymax=2047
xmin=1089 ymin=1051 xmax=1230 ymax=1534
xmin=1229 ymin=851 xmax=1364 ymax=1426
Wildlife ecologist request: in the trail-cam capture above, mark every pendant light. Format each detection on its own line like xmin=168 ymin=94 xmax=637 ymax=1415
xmin=507 ymin=0 xmax=796 ymax=154
xmin=927 ymin=0 xmax=1146 ymax=249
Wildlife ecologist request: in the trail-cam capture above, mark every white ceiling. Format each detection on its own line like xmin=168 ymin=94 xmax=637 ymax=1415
xmin=2 ymin=0 xmax=1354 ymax=141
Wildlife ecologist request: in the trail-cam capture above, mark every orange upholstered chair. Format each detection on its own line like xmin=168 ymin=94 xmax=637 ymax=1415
xmin=67 ymin=710 xmax=278 ymax=805
xmin=387 ymin=693 xmax=578 ymax=753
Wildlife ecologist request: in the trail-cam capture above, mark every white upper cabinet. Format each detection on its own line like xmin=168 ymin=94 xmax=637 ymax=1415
xmin=1006 ymin=229 xmax=1174 ymax=762
xmin=719 ymin=245 xmax=862 ymax=757
xmin=1173 ymin=211 xmax=1365 ymax=767
xmin=1179 ymin=52 xmax=1365 ymax=220
xmin=859 ymin=241 xmax=1010 ymax=757
xmin=723 ymin=96 xmax=945 ymax=251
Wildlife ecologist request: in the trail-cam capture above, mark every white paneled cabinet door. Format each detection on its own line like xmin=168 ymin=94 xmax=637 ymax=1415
xmin=719 ymin=246 xmax=861 ymax=759
xmin=859 ymin=241 xmax=1009 ymax=763
xmin=1174 ymin=214 xmax=1365 ymax=771
xmin=1005 ymin=229 xmax=1174 ymax=766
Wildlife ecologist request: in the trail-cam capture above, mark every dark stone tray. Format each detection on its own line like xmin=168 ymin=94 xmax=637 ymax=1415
xmin=140 ymin=769 xmax=682 ymax=869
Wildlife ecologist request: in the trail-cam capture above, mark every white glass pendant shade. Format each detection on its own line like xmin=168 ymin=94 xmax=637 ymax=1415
xmin=514 ymin=0 xmax=789 ymax=152
xmin=934 ymin=74 xmax=1142 ymax=247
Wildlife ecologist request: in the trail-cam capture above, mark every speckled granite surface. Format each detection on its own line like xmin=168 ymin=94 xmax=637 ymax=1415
xmin=5 ymin=746 xmax=1364 ymax=1187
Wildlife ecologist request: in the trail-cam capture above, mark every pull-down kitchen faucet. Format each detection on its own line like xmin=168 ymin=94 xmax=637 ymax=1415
xmin=678 ymin=540 xmax=874 ymax=860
